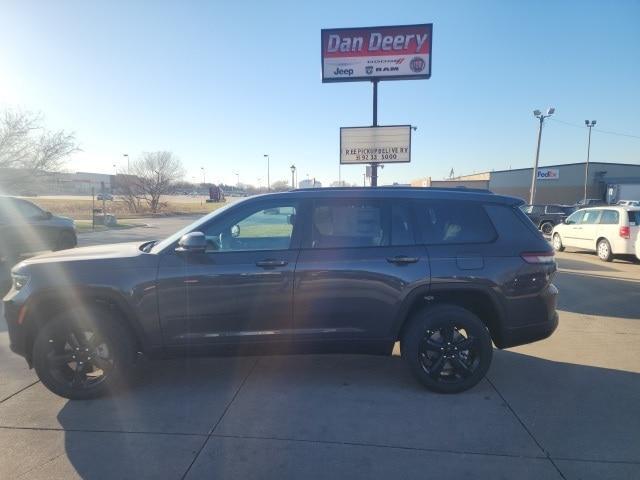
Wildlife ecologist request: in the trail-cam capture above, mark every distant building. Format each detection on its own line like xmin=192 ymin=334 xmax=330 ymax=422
xmin=299 ymin=178 xmax=322 ymax=188
xmin=412 ymin=162 xmax=640 ymax=204
xmin=0 ymin=169 xmax=114 ymax=195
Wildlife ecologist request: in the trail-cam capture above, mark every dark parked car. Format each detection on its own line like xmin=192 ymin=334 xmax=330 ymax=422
xmin=520 ymin=204 xmax=576 ymax=235
xmin=4 ymin=188 xmax=558 ymax=399
xmin=0 ymin=196 xmax=77 ymax=263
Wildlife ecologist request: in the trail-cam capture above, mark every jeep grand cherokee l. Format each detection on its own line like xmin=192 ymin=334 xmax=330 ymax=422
xmin=4 ymin=188 xmax=558 ymax=399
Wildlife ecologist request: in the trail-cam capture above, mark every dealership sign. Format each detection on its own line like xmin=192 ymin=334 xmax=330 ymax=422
xmin=537 ymin=168 xmax=559 ymax=180
xmin=321 ymin=24 xmax=432 ymax=82
xmin=340 ymin=126 xmax=411 ymax=164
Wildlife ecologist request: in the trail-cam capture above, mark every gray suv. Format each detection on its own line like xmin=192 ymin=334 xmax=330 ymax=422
xmin=4 ymin=188 xmax=558 ymax=399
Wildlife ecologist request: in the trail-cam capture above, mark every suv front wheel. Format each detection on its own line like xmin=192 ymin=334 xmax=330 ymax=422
xmin=401 ymin=304 xmax=493 ymax=393
xmin=33 ymin=308 xmax=135 ymax=399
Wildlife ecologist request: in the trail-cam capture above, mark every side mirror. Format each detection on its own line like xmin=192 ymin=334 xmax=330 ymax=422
xmin=42 ymin=211 xmax=53 ymax=220
xmin=231 ymin=224 xmax=240 ymax=238
xmin=176 ymin=232 xmax=207 ymax=253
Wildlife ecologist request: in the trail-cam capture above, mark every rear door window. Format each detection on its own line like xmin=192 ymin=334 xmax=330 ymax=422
xmin=580 ymin=210 xmax=602 ymax=224
xmin=599 ymin=210 xmax=619 ymax=225
xmin=309 ymin=198 xmax=387 ymax=249
xmin=628 ymin=211 xmax=640 ymax=226
xmin=390 ymin=202 xmax=415 ymax=246
xmin=415 ymin=200 xmax=497 ymax=244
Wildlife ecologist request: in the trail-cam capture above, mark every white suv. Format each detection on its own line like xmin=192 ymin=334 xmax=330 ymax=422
xmin=552 ymin=206 xmax=640 ymax=261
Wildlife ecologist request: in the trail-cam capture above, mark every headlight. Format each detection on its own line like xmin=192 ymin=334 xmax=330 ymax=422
xmin=12 ymin=273 xmax=30 ymax=291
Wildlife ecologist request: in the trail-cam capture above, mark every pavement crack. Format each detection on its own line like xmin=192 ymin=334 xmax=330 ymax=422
xmin=486 ymin=376 xmax=567 ymax=479
xmin=180 ymin=357 xmax=259 ymax=480
xmin=0 ymin=380 xmax=40 ymax=404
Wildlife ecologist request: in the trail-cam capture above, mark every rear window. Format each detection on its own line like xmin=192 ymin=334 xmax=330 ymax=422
xmin=545 ymin=205 xmax=565 ymax=214
xmin=600 ymin=210 xmax=619 ymax=225
xmin=628 ymin=211 xmax=640 ymax=226
xmin=415 ymin=200 xmax=497 ymax=244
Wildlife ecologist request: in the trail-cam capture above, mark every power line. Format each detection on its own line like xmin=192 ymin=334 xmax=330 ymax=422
xmin=548 ymin=117 xmax=640 ymax=140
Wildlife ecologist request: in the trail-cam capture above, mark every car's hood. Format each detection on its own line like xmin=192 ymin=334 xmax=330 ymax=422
xmin=19 ymin=242 xmax=144 ymax=265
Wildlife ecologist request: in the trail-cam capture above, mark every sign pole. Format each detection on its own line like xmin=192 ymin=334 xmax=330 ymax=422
xmin=371 ymin=79 xmax=379 ymax=187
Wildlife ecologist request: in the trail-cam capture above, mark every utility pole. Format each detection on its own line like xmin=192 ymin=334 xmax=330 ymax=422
xmin=584 ymin=120 xmax=597 ymax=203
xmin=529 ymin=107 xmax=555 ymax=204
xmin=263 ymin=154 xmax=270 ymax=191
xmin=370 ymin=80 xmax=379 ymax=187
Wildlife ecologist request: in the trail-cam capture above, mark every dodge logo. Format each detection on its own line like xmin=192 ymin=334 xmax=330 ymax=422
xmin=409 ymin=57 xmax=426 ymax=73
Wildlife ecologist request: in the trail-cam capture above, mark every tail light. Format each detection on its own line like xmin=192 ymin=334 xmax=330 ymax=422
xmin=521 ymin=251 xmax=555 ymax=264
xmin=619 ymin=226 xmax=630 ymax=239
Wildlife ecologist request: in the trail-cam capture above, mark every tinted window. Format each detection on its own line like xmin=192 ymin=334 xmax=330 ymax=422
xmin=311 ymin=199 xmax=385 ymax=248
xmin=14 ymin=200 xmax=42 ymax=218
xmin=581 ymin=210 xmax=601 ymax=224
xmin=628 ymin=211 xmax=640 ymax=226
xmin=565 ymin=210 xmax=585 ymax=224
xmin=416 ymin=201 xmax=496 ymax=244
xmin=391 ymin=203 xmax=414 ymax=246
xmin=600 ymin=210 xmax=619 ymax=225
xmin=545 ymin=205 xmax=565 ymax=214
xmin=201 ymin=203 xmax=297 ymax=252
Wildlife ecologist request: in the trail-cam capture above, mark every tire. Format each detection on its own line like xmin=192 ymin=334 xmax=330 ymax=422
xmin=540 ymin=222 xmax=554 ymax=236
xmin=33 ymin=308 xmax=135 ymax=399
xmin=597 ymin=239 xmax=613 ymax=262
xmin=552 ymin=233 xmax=565 ymax=252
xmin=401 ymin=304 xmax=493 ymax=394
xmin=54 ymin=230 xmax=77 ymax=251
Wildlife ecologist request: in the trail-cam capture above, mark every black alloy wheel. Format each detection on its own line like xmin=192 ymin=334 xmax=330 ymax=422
xmin=402 ymin=304 xmax=493 ymax=393
xmin=33 ymin=309 xmax=134 ymax=399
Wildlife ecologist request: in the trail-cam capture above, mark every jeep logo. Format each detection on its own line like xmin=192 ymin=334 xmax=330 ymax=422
xmin=333 ymin=67 xmax=354 ymax=76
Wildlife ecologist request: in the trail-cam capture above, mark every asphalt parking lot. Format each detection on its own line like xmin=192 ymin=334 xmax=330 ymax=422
xmin=1 ymin=221 xmax=639 ymax=479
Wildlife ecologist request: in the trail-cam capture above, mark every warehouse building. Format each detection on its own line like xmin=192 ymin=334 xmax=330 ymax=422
xmin=412 ymin=162 xmax=640 ymax=204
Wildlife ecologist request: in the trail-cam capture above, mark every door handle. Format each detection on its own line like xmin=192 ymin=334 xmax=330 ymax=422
xmin=256 ymin=259 xmax=288 ymax=268
xmin=386 ymin=256 xmax=419 ymax=265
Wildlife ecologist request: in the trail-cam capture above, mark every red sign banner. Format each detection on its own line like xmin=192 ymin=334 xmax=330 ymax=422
xmin=321 ymin=24 xmax=432 ymax=82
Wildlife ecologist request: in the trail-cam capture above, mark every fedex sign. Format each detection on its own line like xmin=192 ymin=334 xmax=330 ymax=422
xmin=537 ymin=168 xmax=559 ymax=180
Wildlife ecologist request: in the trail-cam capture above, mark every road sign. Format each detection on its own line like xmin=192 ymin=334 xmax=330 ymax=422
xmin=340 ymin=125 xmax=411 ymax=164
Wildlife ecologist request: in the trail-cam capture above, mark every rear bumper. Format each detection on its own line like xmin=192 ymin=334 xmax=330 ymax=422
xmin=496 ymin=283 xmax=559 ymax=349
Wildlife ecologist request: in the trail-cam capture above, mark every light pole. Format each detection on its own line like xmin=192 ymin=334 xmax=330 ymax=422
xmin=263 ymin=154 xmax=270 ymax=191
xmin=123 ymin=154 xmax=129 ymax=173
xmin=290 ymin=164 xmax=296 ymax=189
xmin=200 ymin=167 xmax=205 ymax=185
xmin=584 ymin=120 xmax=597 ymax=203
xmin=233 ymin=171 xmax=240 ymax=188
xmin=529 ymin=107 xmax=555 ymax=204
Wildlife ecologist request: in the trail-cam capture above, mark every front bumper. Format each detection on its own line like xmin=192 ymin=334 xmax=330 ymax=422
xmin=3 ymin=297 xmax=30 ymax=362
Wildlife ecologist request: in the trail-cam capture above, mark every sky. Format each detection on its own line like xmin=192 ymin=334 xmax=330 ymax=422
xmin=1 ymin=0 xmax=639 ymax=187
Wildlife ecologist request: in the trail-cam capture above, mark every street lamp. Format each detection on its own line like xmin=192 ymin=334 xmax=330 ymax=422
xmin=584 ymin=120 xmax=597 ymax=203
xmin=529 ymin=107 xmax=555 ymax=204
xmin=233 ymin=171 xmax=240 ymax=187
xmin=263 ymin=154 xmax=270 ymax=191
xmin=200 ymin=167 xmax=205 ymax=185
xmin=123 ymin=154 xmax=129 ymax=172
xmin=290 ymin=164 xmax=296 ymax=189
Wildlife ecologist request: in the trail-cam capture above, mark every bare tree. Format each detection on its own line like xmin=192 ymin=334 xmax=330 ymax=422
xmin=270 ymin=180 xmax=291 ymax=192
xmin=0 ymin=109 xmax=78 ymax=190
xmin=128 ymin=151 xmax=185 ymax=213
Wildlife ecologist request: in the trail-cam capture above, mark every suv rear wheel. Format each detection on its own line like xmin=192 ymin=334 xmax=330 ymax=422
xmin=33 ymin=308 xmax=135 ymax=399
xmin=401 ymin=304 xmax=493 ymax=393
xmin=540 ymin=221 xmax=554 ymax=236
